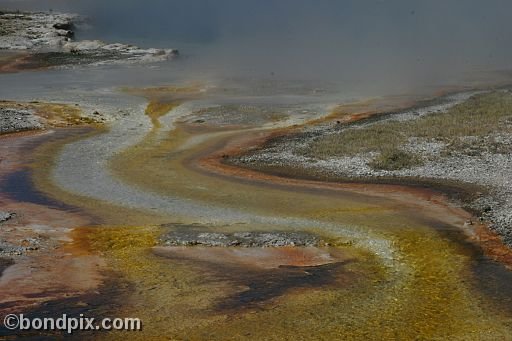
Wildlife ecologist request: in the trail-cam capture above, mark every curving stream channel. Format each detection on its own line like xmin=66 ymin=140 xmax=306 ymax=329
xmin=1 ymin=73 xmax=512 ymax=339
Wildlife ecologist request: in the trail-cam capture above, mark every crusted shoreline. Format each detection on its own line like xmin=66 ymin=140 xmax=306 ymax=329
xmin=229 ymin=90 xmax=512 ymax=247
xmin=160 ymin=228 xmax=322 ymax=248
xmin=0 ymin=10 xmax=178 ymax=69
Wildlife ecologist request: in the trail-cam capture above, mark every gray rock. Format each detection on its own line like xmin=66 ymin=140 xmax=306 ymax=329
xmin=160 ymin=230 xmax=321 ymax=248
xmin=0 ymin=240 xmax=24 ymax=256
xmin=0 ymin=211 xmax=14 ymax=223
xmin=0 ymin=236 xmax=43 ymax=257
xmin=53 ymin=22 xmax=73 ymax=31
xmin=0 ymin=108 xmax=43 ymax=134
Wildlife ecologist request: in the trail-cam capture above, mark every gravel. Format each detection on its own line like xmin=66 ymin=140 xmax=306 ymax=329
xmin=160 ymin=230 xmax=321 ymax=247
xmin=0 ymin=108 xmax=42 ymax=134
xmin=0 ymin=240 xmax=25 ymax=256
xmin=0 ymin=236 xmax=43 ymax=257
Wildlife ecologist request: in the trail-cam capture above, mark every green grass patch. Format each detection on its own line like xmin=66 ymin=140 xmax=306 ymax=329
xmin=369 ymin=150 xmax=423 ymax=171
xmin=302 ymin=91 xmax=512 ymax=170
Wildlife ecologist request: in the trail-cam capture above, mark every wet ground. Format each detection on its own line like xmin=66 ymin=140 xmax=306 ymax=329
xmin=1 ymin=75 xmax=512 ymax=340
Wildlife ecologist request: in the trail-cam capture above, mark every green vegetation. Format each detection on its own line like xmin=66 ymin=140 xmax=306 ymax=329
xmin=302 ymin=91 xmax=512 ymax=170
xmin=369 ymin=150 xmax=423 ymax=171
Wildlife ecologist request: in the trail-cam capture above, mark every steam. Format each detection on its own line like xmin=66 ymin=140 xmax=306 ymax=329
xmin=2 ymin=0 xmax=512 ymax=94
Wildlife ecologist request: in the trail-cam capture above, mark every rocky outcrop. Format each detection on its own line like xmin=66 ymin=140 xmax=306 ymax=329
xmin=0 ymin=11 xmax=179 ymax=67
xmin=0 ymin=238 xmax=40 ymax=257
xmin=0 ymin=108 xmax=42 ymax=134
xmin=0 ymin=12 xmax=78 ymax=50
xmin=160 ymin=230 xmax=321 ymax=247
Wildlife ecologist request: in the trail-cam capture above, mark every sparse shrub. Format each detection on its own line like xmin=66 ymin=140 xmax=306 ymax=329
xmin=369 ymin=150 xmax=422 ymax=171
xmin=302 ymin=91 xmax=512 ymax=161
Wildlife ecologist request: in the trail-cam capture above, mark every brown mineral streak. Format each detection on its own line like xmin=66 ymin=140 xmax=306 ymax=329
xmin=191 ymin=111 xmax=512 ymax=269
xmin=0 ymin=52 xmax=46 ymax=73
xmin=0 ymin=129 xmax=105 ymax=313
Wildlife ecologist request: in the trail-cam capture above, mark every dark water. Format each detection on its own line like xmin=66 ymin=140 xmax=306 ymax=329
xmin=214 ymin=261 xmax=354 ymax=311
xmin=0 ymin=169 xmax=75 ymax=211
xmin=0 ymin=276 xmax=129 ymax=339
xmin=0 ymin=129 xmax=88 ymax=212
xmin=425 ymin=218 xmax=512 ymax=316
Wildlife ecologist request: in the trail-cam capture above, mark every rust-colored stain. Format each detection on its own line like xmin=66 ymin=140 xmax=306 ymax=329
xmin=0 ymin=52 xmax=35 ymax=73
xmin=153 ymin=246 xmax=349 ymax=269
xmin=0 ymin=129 xmax=104 ymax=314
xmin=192 ymin=112 xmax=512 ymax=270
xmin=474 ymin=223 xmax=512 ymax=267
xmin=2 ymin=87 xmax=512 ymax=339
